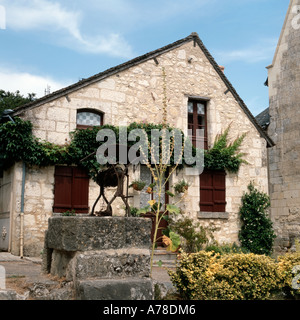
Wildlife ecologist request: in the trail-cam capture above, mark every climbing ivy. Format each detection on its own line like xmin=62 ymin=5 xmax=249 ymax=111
xmin=204 ymin=126 xmax=247 ymax=173
xmin=0 ymin=117 xmax=247 ymax=178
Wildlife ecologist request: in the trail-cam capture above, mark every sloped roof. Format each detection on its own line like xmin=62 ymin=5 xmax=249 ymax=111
xmin=12 ymin=32 xmax=274 ymax=147
xmin=255 ymin=108 xmax=270 ymax=130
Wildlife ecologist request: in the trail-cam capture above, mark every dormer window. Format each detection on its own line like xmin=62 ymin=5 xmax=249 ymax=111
xmin=76 ymin=110 xmax=103 ymax=129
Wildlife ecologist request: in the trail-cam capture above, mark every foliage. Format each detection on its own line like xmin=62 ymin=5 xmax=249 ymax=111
xmin=162 ymin=231 xmax=181 ymax=252
xmin=169 ymin=216 xmax=213 ymax=253
xmin=61 ymin=210 xmax=76 ymax=216
xmin=277 ymin=252 xmax=300 ymax=297
xmin=168 ymin=251 xmax=282 ymax=300
xmin=0 ymin=117 xmax=249 ymax=181
xmin=0 ymin=89 xmax=36 ymax=115
xmin=173 ymin=179 xmax=189 ymax=193
xmin=129 ymin=180 xmax=146 ymax=191
xmin=205 ymin=242 xmax=250 ymax=255
xmin=239 ymin=182 xmax=276 ymax=255
xmin=204 ymin=125 xmax=247 ymax=173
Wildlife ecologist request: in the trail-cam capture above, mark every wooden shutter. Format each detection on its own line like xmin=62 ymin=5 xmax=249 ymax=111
xmin=53 ymin=166 xmax=89 ymax=213
xmin=72 ymin=167 xmax=89 ymax=213
xmin=53 ymin=166 xmax=72 ymax=213
xmin=200 ymin=170 xmax=226 ymax=212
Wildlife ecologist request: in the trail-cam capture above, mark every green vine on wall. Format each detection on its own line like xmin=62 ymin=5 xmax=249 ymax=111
xmin=0 ymin=117 xmax=247 ymax=178
xmin=204 ymin=125 xmax=247 ymax=173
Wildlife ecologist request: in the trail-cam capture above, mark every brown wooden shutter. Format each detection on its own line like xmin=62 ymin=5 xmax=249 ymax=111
xmin=200 ymin=170 xmax=226 ymax=212
xmin=53 ymin=166 xmax=72 ymax=213
xmin=53 ymin=166 xmax=89 ymax=213
xmin=72 ymin=167 xmax=89 ymax=213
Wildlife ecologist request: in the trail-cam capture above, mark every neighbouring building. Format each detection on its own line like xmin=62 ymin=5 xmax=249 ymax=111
xmin=258 ymin=0 xmax=300 ymax=252
xmin=0 ymin=33 xmax=273 ymax=257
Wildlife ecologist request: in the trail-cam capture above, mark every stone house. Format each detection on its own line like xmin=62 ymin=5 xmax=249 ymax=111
xmin=257 ymin=0 xmax=300 ymax=252
xmin=0 ymin=32 xmax=273 ymax=257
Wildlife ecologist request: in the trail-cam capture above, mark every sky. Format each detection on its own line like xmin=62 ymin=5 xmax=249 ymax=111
xmin=0 ymin=0 xmax=290 ymax=116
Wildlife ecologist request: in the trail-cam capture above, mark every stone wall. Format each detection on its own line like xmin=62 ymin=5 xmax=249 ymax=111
xmin=11 ymin=37 xmax=269 ymax=255
xmin=267 ymin=0 xmax=300 ymax=252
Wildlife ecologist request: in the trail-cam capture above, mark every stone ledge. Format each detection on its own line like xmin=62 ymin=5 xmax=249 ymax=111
xmin=46 ymin=216 xmax=152 ymax=251
xmin=197 ymin=212 xmax=229 ymax=220
xmin=76 ymin=278 xmax=153 ymax=300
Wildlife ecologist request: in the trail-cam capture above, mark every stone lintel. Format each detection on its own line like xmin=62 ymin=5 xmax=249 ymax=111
xmin=197 ymin=212 xmax=229 ymax=220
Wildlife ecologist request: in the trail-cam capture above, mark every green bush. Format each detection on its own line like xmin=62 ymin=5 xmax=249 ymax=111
xmin=169 ymin=217 xmax=213 ymax=253
xmin=168 ymin=251 xmax=282 ymax=300
xmin=205 ymin=242 xmax=249 ymax=255
xmin=277 ymin=252 xmax=300 ymax=297
xmin=239 ymin=182 xmax=276 ymax=255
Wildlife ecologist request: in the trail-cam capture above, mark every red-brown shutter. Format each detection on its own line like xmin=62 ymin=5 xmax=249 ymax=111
xmin=72 ymin=167 xmax=89 ymax=213
xmin=200 ymin=170 xmax=226 ymax=212
xmin=53 ymin=166 xmax=89 ymax=213
xmin=53 ymin=166 xmax=72 ymax=213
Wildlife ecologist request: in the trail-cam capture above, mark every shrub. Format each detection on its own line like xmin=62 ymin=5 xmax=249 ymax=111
xmin=168 ymin=251 xmax=281 ymax=300
xmin=239 ymin=182 xmax=276 ymax=255
xmin=277 ymin=252 xmax=300 ymax=297
xmin=170 ymin=217 xmax=213 ymax=253
xmin=205 ymin=242 xmax=250 ymax=255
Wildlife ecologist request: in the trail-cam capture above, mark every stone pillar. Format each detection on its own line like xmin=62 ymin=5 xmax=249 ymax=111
xmin=43 ymin=216 xmax=153 ymax=300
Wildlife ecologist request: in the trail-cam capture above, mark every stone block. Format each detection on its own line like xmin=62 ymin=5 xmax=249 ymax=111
xmin=46 ymin=216 xmax=152 ymax=251
xmin=69 ymin=249 xmax=151 ymax=280
xmin=76 ymin=278 xmax=153 ymax=300
xmin=100 ymin=89 xmax=125 ymax=103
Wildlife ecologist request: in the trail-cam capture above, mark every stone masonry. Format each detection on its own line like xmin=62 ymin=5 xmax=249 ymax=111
xmin=43 ymin=216 xmax=153 ymax=300
xmin=267 ymin=0 xmax=300 ymax=252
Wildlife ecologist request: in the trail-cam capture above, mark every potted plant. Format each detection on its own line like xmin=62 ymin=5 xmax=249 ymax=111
xmin=129 ymin=179 xmax=146 ymax=191
xmin=173 ymin=179 xmax=189 ymax=193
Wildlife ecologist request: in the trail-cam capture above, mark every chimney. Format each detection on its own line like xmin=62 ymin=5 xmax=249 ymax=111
xmin=219 ymin=66 xmax=225 ymax=73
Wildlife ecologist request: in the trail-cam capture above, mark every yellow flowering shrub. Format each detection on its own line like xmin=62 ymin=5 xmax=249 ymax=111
xmin=277 ymin=252 xmax=300 ymax=297
xmin=168 ymin=251 xmax=282 ymax=300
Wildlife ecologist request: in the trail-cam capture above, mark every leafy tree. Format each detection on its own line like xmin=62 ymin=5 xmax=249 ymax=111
xmin=239 ymin=182 xmax=276 ymax=255
xmin=0 ymin=90 xmax=36 ymax=115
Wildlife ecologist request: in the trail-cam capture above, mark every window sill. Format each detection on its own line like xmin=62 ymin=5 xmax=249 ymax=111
xmin=197 ymin=212 xmax=229 ymax=220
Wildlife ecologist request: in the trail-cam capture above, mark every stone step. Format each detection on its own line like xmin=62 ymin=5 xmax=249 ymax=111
xmin=76 ymin=278 xmax=153 ymax=300
xmin=153 ymin=247 xmax=178 ymax=268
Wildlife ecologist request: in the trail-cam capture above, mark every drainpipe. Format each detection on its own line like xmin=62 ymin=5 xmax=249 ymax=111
xmin=20 ymin=162 xmax=26 ymax=259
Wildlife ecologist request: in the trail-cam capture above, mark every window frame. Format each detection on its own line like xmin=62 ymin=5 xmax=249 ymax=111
xmin=187 ymin=99 xmax=208 ymax=149
xmin=76 ymin=109 xmax=103 ymax=129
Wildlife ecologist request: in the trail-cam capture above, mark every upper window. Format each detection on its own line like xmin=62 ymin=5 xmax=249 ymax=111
xmin=188 ymin=100 xmax=208 ymax=149
xmin=76 ymin=110 xmax=103 ymax=129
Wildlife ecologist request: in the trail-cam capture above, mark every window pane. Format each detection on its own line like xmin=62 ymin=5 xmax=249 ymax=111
xmin=188 ymin=102 xmax=194 ymax=113
xmin=197 ymin=103 xmax=205 ymax=115
xmin=198 ymin=115 xmax=205 ymax=127
xmin=140 ymin=165 xmax=152 ymax=208
xmin=77 ymin=112 xmax=101 ymax=126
